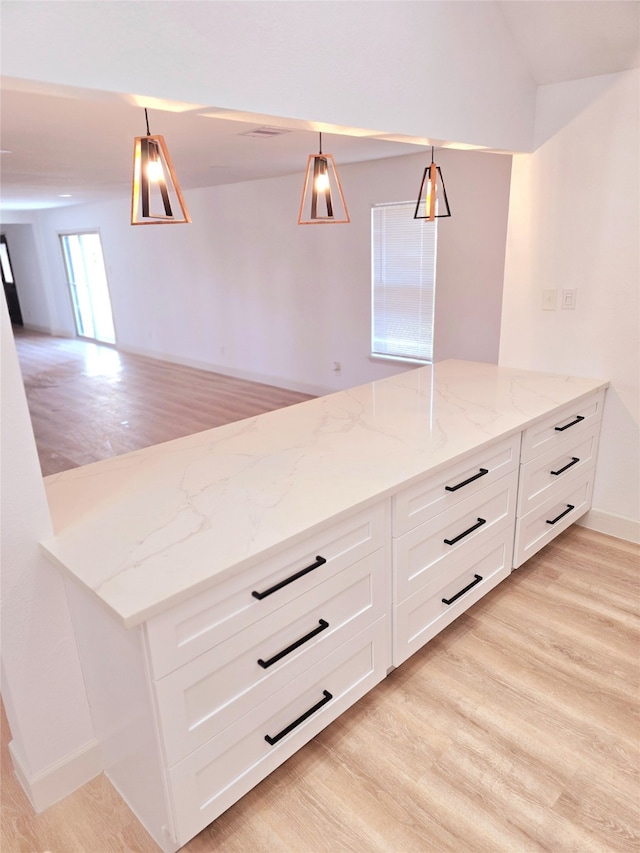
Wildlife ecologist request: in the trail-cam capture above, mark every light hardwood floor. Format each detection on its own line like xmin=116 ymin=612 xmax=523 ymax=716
xmin=13 ymin=329 xmax=314 ymax=477
xmin=2 ymin=331 xmax=639 ymax=853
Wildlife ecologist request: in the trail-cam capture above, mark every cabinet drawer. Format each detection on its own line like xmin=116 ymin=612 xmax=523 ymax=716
xmin=154 ymin=549 xmax=388 ymax=765
xmin=393 ymin=530 xmax=513 ymax=666
xmin=145 ymin=501 xmax=388 ymax=678
xmin=520 ymin=390 xmax=605 ymax=462
xmin=168 ymin=618 xmax=389 ymax=845
xmin=513 ymin=468 xmax=595 ymax=568
xmin=393 ymin=434 xmax=520 ymax=536
xmin=394 ymin=472 xmax=517 ymax=603
xmin=517 ymin=424 xmax=601 ymax=516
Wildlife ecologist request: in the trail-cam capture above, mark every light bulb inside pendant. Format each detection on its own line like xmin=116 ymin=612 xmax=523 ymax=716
xmin=146 ymin=159 xmax=164 ymax=182
xmin=424 ymin=179 xmax=433 ymax=214
xmin=315 ymin=171 xmax=330 ymax=192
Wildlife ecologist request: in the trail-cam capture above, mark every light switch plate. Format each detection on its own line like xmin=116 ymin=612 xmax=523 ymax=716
xmin=562 ymin=289 xmax=577 ymax=310
xmin=542 ymin=289 xmax=557 ymax=310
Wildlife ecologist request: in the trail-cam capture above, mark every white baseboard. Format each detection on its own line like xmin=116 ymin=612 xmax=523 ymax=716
xmin=117 ymin=342 xmax=333 ymax=398
xmin=577 ymin=509 xmax=640 ymax=544
xmin=22 ymin=323 xmax=73 ymax=338
xmin=8 ymin=736 xmax=103 ymax=813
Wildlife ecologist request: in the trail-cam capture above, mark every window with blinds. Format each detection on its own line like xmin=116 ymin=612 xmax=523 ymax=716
xmin=371 ymin=201 xmax=437 ymax=363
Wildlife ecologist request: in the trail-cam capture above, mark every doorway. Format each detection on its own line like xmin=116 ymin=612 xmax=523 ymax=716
xmin=1 ymin=235 xmax=23 ymax=326
xmin=60 ymin=232 xmax=116 ymax=344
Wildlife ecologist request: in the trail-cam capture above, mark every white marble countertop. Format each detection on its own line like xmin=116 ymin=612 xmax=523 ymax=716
xmin=41 ymin=360 xmax=608 ymax=627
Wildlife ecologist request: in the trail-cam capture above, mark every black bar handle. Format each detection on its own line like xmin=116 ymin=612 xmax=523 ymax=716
xmin=546 ymin=504 xmax=575 ymax=525
xmin=444 ymin=517 xmax=486 ymax=546
xmin=252 ymin=556 xmax=327 ymax=600
xmin=555 ymin=415 xmax=585 ymax=432
xmin=550 ymin=457 xmax=580 ymax=476
xmin=442 ymin=574 xmax=483 ymax=606
xmin=445 ymin=468 xmax=489 ymax=492
xmin=264 ymin=690 xmax=333 ymax=746
xmin=257 ymin=620 xmax=330 ymax=669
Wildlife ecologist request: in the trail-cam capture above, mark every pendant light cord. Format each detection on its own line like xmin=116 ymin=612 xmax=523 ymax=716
xmin=145 ymin=108 xmax=151 ymax=137
xmin=319 ymin=132 xmax=323 ymax=155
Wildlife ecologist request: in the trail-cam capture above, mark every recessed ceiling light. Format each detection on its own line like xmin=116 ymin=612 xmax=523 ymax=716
xmin=0 ymin=149 xmax=12 ymax=154
xmin=59 ymin=193 xmax=72 ymax=198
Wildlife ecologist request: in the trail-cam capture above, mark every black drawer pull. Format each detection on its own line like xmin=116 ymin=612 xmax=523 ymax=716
xmin=445 ymin=468 xmax=489 ymax=492
xmin=442 ymin=573 xmax=483 ymax=605
xmin=550 ymin=457 xmax=580 ymax=476
xmin=252 ymin=556 xmax=327 ymax=600
xmin=555 ymin=415 xmax=585 ymax=432
xmin=264 ymin=690 xmax=333 ymax=746
xmin=257 ymin=620 xmax=330 ymax=669
xmin=444 ymin=517 xmax=486 ymax=546
xmin=546 ymin=504 xmax=575 ymax=525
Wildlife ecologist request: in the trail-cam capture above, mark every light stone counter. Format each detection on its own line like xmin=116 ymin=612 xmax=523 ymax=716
xmin=41 ymin=360 xmax=608 ymax=627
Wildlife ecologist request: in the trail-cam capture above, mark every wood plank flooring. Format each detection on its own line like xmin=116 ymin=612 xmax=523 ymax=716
xmin=2 ymin=330 xmax=639 ymax=852
xmin=13 ymin=329 xmax=314 ymax=477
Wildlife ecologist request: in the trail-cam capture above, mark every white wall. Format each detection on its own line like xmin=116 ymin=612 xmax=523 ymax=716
xmin=500 ymin=70 xmax=640 ymax=537
xmin=23 ymin=148 xmax=511 ymax=396
xmin=0 ymin=295 xmax=101 ymax=809
xmin=433 ymin=150 xmax=512 ymax=362
xmin=1 ymin=1 xmax=536 ymax=152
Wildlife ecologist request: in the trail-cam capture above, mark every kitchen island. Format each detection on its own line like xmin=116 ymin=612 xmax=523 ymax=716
xmin=41 ymin=359 xmax=607 ymax=851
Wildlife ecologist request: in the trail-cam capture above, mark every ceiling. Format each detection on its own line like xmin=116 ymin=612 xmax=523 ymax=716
xmin=0 ymin=0 xmax=638 ymax=213
xmin=497 ymin=0 xmax=639 ymax=85
xmin=0 ymin=84 xmax=438 ymax=211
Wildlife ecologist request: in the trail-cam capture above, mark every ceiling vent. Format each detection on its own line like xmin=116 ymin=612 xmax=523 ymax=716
xmin=240 ymin=126 xmax=292 ymax=139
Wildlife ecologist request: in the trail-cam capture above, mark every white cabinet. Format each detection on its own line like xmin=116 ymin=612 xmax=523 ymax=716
xmin=393 ymin=470 xmax=518 ymax=603
xmin=391 ymin=436 xmax=520 ymax=666
xmin=514 ymin=469 xmax=595 ymax=567
xmin=393 ymin=530 xmax=514 ymax=663
xmin=46 ymin=363 xmax=608 ymax=852
xmin=391 ymin=390 xmax=605 ymax=663
xmin=514 ymin=390 xmax=604 ymax=567
xmin=65 ymin=502 xmax=391 ymax=853
xmin=168 ymin=619 xmax=388 ymax=845
xmin=517 ymin=425 xmax=600 ymax=517
xmin=153 ymin=548 xmax=388 ymax=766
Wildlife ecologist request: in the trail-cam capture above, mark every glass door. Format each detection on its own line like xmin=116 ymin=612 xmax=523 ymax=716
xmin=60 ymin=232 xmax=116 ymax=344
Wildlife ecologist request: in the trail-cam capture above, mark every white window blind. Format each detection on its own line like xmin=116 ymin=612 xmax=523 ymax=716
xmin=371 ymin=201 xmax=437 ymax=363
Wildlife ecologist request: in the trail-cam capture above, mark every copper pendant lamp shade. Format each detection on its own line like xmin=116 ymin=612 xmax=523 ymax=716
xmin=298 ymin=133 xmax=350 ymax=224
xmin=131 ymin=109 xmax=191 ymax=225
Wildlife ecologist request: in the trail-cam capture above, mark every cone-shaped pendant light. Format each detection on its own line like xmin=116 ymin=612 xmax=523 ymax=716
xmin=131 ymin=109 xmax=191 ymax=225
xmin=413 ymin=147 xmax=451 ymax=221
xmin=298 ymin=133 xmax=350 ymax=224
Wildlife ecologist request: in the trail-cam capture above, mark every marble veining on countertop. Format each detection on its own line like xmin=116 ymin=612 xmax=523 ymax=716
xmin=41 ymin=360 xmax=608 ymax=627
